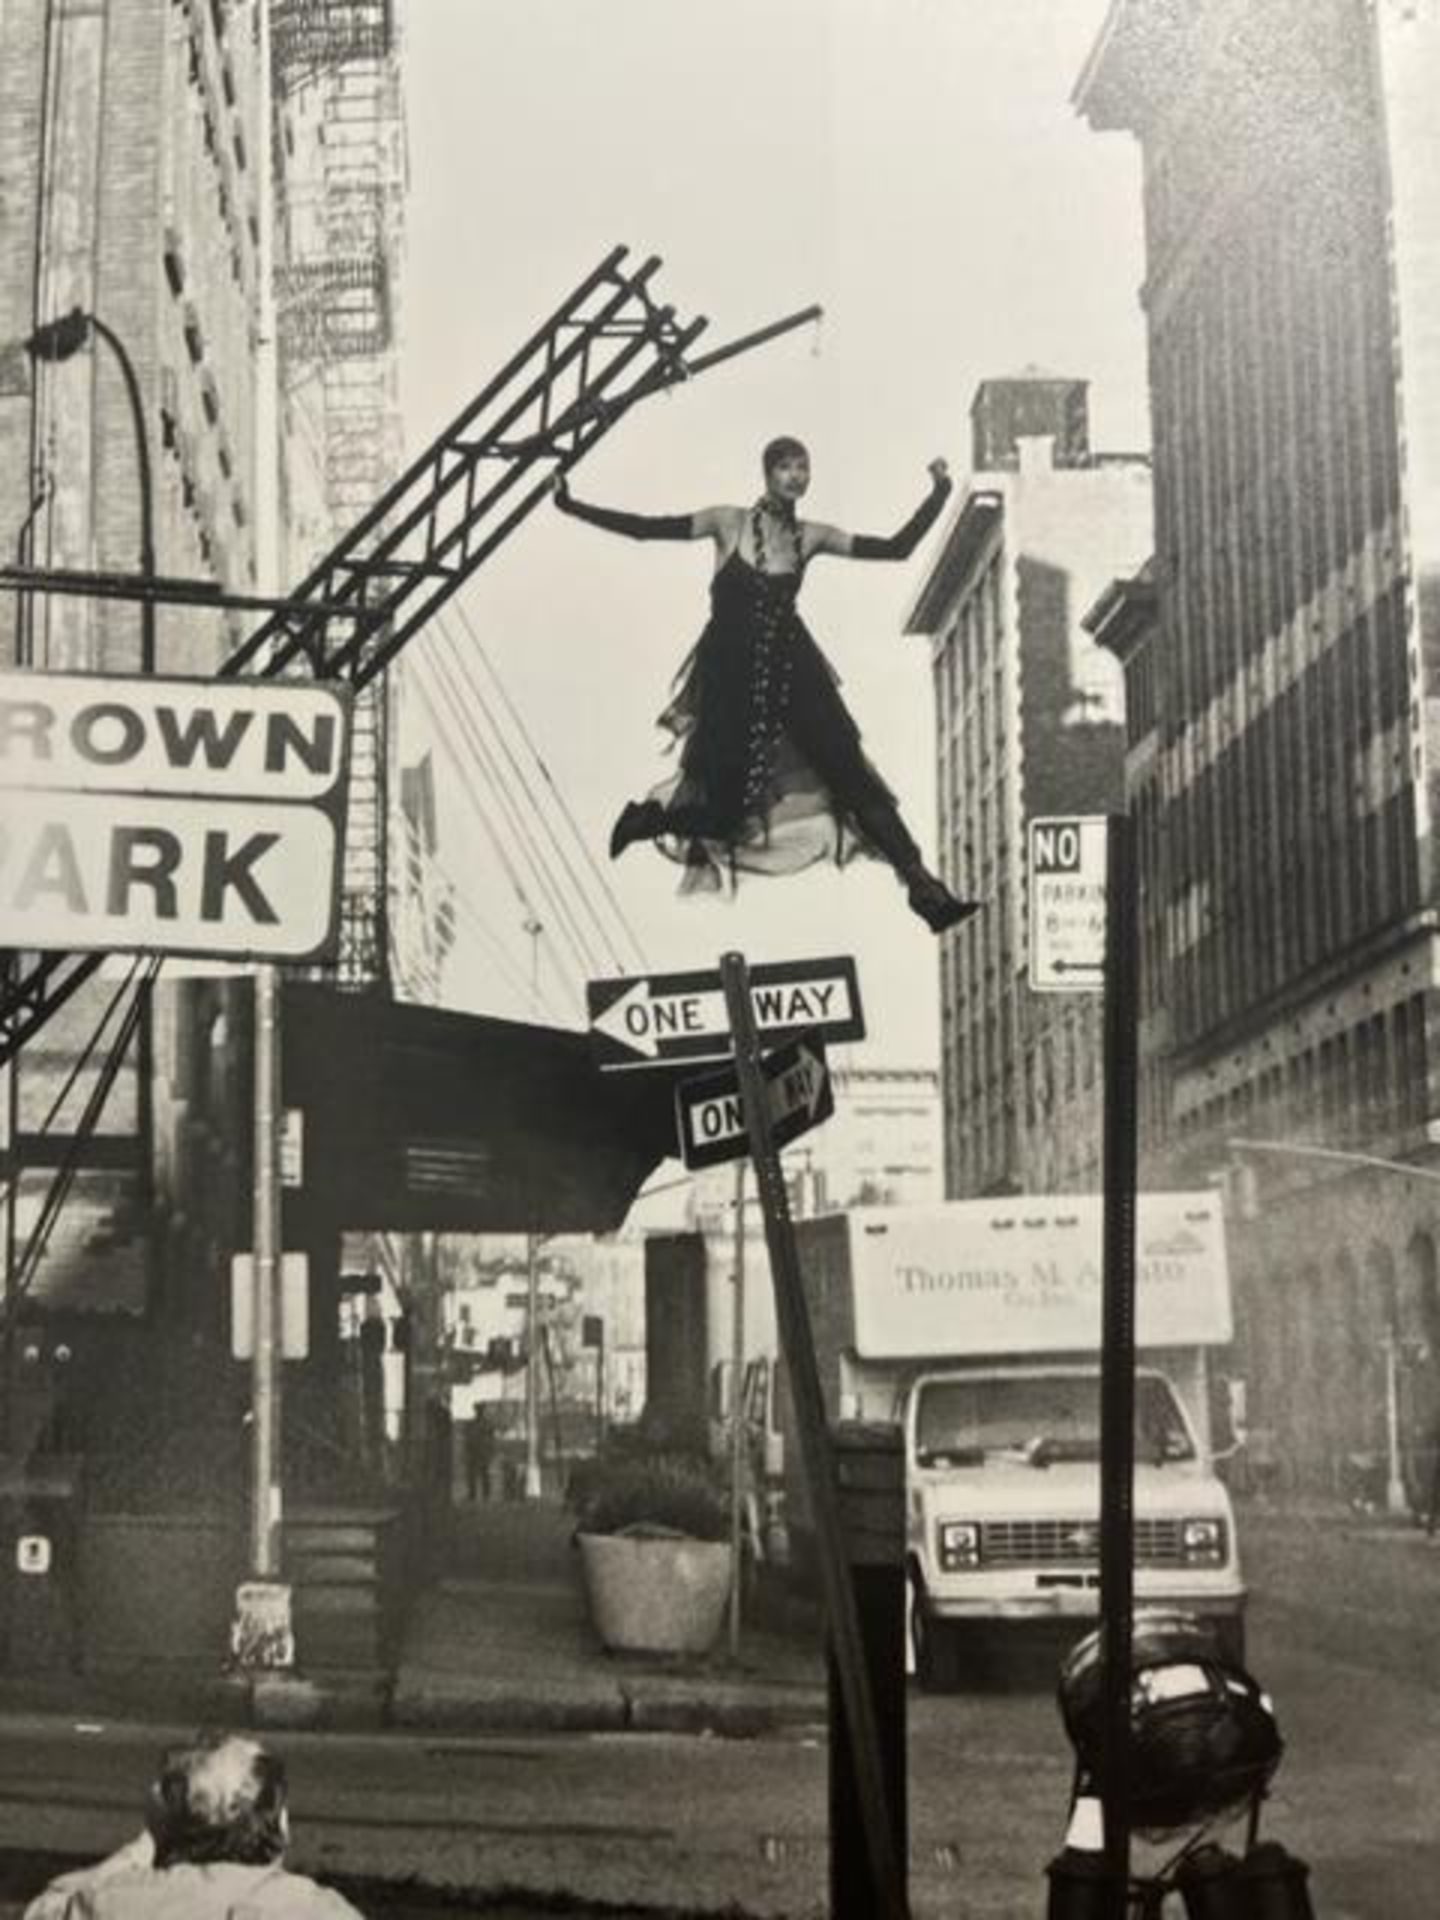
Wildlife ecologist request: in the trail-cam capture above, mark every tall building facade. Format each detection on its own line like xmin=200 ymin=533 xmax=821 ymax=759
xmin=0 ymin=1 xmax=409 ymax=1504
xmin=1077 ymin=0 xmax=1440 ymax=1497
xmin=0 ymin=0 xmax=266 ymax=1472
xmin=906 ymin=377 xmax=1151 ymax=1198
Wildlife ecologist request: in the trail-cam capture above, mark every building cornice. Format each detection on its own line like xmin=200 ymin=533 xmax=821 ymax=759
xmin=1084 ymin=562 xmax=1158 ymax=663
xmin=903 ymin=489 xmax=1004 ymax=636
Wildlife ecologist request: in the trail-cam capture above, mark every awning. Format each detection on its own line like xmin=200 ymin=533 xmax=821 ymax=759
xmin=282 ymin=985 xmax=688 ymax=1236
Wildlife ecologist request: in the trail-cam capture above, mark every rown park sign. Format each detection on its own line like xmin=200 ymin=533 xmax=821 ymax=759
xmin=0 ymin=670 xmax=350 ymax=961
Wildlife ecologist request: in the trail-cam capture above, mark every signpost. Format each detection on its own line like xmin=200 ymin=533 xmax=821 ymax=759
xmin=1028 ymin=814 xmax=1107 ymax=993
xmin=587 ymin=955 xmax=863 ymax=1070
xmin=675 ymin=1034 xmax=832 ymax=1171
xmin=0 ymin=670 xmax=350 ymax=962
xmin=716 ymin=952 xmax=906 ymax=1920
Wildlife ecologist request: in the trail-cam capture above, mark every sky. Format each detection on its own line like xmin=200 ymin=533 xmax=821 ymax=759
xmin=395 ymin=0 xmax=1149 ymax=1072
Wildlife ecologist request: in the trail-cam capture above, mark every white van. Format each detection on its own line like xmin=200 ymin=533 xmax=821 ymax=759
xmin=786 ymin=1196 xmax=1246 ymax=1688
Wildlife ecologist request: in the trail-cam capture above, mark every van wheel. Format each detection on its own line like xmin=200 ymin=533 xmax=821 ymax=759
xmin=911 ymin=1588 xmax=962 ymax=1692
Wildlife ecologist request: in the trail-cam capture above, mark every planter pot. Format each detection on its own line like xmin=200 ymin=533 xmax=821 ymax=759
xmin=578 ymin=1531 xmax=733 ymax=1656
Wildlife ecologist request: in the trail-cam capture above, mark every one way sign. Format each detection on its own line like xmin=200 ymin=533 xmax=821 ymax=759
xmin=587 ymin=954 xmax=864 ymax=1071
xmin=676 ymin=1036 xmax=833 ymax=1171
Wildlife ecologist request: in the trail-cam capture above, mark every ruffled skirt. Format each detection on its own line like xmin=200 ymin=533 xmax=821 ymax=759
xmin=642 ymin=603 xmax=906 ymax=896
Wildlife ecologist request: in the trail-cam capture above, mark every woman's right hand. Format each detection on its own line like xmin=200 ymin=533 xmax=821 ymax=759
xmin=551 ymin=473 xmax=572 ymax=509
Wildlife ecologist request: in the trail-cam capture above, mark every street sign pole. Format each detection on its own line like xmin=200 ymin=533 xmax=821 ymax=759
xmin=1098 ymin=812 xmax=1140 ymax=1914
xmin=719 ymin=952 xmax=908 ymax=1920
xmin=728 ymin=1156 xmax=746 ymax=1659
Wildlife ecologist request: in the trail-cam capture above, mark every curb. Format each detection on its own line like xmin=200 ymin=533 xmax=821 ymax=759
xmin=390 ymin=1674 xmax=826 ymax=1738
xmin=0 ymin=1664 xmax=826 ymax=1741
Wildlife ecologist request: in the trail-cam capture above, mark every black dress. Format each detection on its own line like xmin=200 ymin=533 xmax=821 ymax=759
xmin=645 ymin=547 xmax=923 ymax=895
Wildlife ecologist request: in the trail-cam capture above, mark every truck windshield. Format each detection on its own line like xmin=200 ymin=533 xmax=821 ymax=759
xmin=913 ymin=1375 xmax=1195 ymax=1467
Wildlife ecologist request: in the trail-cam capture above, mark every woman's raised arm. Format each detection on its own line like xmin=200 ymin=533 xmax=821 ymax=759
xmin=807 ymin=459 xmax=954 ymax=562
xmin=553 ymin=476 xmax=714 ymax=543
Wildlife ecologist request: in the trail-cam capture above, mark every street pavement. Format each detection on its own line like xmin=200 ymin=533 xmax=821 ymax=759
xmin=0 ymin=1494 xmax=1433 ymax=1915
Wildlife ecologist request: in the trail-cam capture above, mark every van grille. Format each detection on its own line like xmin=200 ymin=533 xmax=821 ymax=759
xmin=981 ymin=1518 xmax=1185 ymax=1567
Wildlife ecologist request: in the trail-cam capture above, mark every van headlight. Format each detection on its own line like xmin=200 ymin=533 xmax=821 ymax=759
xmin=1180 ymin=1517 xmax=1226 ymax=1566
xmin=938 ymin=1521 xmax=981 ymax=1571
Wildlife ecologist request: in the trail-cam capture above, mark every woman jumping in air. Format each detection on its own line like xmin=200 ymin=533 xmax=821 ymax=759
xmin=553 ymin=437 xmax=977 ymax=934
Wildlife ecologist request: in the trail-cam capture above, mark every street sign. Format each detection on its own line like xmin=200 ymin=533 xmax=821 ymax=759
xmin=588 ymin=954 xmax=863 ymax=1070
xmin=1028 ymin=815 xmax=1108 ymax=993
xmin=0 ymin=669 xmax=350 ymax=961
xmin=675 ymin=1034 xmax=833 ymax=1170
xmin=231 ymin=1252 xmax=310 ymax=1360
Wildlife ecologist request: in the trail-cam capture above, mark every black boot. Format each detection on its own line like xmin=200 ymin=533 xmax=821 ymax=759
xmin=608 ymin=799 xmax=666 ymax=860
xmin=905 ymin=868 xmax=980 ymax=934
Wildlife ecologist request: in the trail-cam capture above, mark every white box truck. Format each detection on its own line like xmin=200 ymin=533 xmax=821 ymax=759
xmin=785 ymin=1195 xmax=1244 ymax=1687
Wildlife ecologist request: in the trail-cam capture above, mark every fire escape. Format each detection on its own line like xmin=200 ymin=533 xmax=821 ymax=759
xmin=275 ymin=2 xmax=401 ymax=991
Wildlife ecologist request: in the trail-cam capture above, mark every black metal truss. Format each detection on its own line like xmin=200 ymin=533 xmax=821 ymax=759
xmin=0 ymin=248 xmax=820 ymax=1064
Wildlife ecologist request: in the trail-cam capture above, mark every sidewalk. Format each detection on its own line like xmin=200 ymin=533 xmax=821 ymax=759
xmin=1235 ymin=1493 xmax=1440 ymax=1684
xmin=390 ymin=1498 xmax=826 ymax=1736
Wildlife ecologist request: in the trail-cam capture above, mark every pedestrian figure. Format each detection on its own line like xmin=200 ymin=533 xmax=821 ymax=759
xmin=466 ymin=1402 xmax=497 ymax=1503
xmin=22 ymin=1731 xmax=365 ymax=1920
xmin=553 ymin=440 xmax=977 ymax=932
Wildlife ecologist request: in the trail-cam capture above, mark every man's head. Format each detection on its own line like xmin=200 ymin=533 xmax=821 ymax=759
xmin=145 ymin=1732 xmax=289 ymax=1867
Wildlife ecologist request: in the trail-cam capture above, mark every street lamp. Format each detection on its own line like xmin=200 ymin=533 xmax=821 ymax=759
xmin=21 ymin=307 xmax=157 ymax=1474
xmin=24 ymin=306 xmax=156 ymax=673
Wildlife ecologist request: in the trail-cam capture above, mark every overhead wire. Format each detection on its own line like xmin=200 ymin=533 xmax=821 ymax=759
xmin=419 ymin=643 xmax=600 ymax=987
xmin=432 ymin=611 xmax=625 ymax=975
xmin=439 ymin=600 xmax=647 ymax=972
xmin=449 ymin=592 xmax=649 ymax=970
xmin=407 ymin=668 xmax=586 ymax=1009
xmin=293 ymin=369 xmax=642 ymax=998
xmin=430 ymin=862 xmax=572 ymax=1024
xmin=288 ymin=384 xmax=592 ymax=1021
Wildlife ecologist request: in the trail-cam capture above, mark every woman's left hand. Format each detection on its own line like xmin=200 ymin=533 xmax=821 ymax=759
xmin=927 ymin=458 xmax=951 ymax=487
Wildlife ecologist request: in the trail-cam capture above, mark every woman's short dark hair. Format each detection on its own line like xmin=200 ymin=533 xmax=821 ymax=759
xmin=762 ymin=435 xmax=809 ymax=475
xmin=146 ymin=1732 xmax=288 ymax=1866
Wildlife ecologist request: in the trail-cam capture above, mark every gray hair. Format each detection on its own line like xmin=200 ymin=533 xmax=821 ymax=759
xmin=145 ymin=1732 xmax=288 ymax=1866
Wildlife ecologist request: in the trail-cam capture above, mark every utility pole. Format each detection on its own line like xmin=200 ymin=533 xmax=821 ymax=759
xmin=524 ymin=1234 xmax=543 ymax=1499
xmin=522 ymin=916 xmax=545 ymax=1500
xmin=240 ymin=0 xmax=288 ymax=1645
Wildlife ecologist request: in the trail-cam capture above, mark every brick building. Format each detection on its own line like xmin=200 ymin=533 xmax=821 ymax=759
xmin=1077 ymin=0 xmax=1440 ymax=1498
xmin=905 ymin=376 xmax=1151 ymax=1198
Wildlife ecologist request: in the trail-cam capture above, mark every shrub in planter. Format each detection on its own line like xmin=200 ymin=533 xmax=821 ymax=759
xmin=575 ymin=1453 xmax=729 ymax=1543
xmin=574 ymin=1452 xmax=733 ymax=1656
